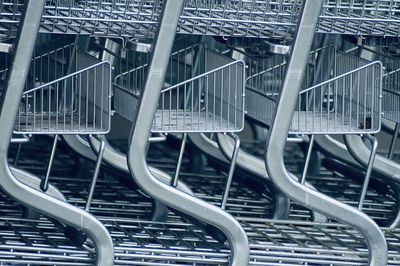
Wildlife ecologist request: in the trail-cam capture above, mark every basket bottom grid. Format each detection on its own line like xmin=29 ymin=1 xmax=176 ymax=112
xmin=2 ymin=138 xmax=400 ymax=264
xmin=14 ymin=112 xmax=108 ymax=134
xmin=152 ymin=110 xmax=240 ymax=133
xmin=290 ymin=111 xmax=371 ymax=134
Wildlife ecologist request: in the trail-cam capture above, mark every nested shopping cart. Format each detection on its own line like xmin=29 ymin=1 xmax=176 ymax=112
xmin=10 ymin=43 xmax=112 ymax=216
xmin=1 ymin=0 xmax=400 ymax=265
xmin=338 ymin=44 xmax=400 ymax=202
xmin=7 ymin=41 xmax=112 ymax=245
xmin=247 ymin=44 xmax=383 ymax=210
xmin=379 ymin=54 xmax=400 ymax=158
xmin=114 ymin=42 xmax=246 ymax=216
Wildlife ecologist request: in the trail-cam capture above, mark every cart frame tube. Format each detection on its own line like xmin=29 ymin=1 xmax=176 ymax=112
xmin=0 ymin=1 xmax=114 ymax=265
xmin=127 ymin=1 xmax=250 ymax=265
xmin=265 ymin=1 xmax=387 ymax=265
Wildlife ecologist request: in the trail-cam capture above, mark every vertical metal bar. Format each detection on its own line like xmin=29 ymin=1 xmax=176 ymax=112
xmin=171 ymin=133 xmax=187 ymax=187
xmin=358 ymin=134 xmax=378 ymax=211
xmin=221 ymin=133 xmax=240 ymax=210
xmin=14 ymin=142 xmax=23 ymax=166
xmin=388 ymin=123 xmax=400 ymax=159
xmin=301 ymin=135 xmax=315 ymax=185
xmin=0 ymin=2 xmax=114 ymax=265
xmin=85 ymin=138 xmax=106 ymax=212
xmin=40 ymin=134 xmax=58 ymax=192
xmin=264 ymin=1 xmax=387 ymax=265
xmin=127 ymin=1 xmax=249 ymax=265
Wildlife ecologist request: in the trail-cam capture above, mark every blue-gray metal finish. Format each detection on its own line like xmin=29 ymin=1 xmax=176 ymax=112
xmin=264 ymin=1 xmax=387 ymax=265
xmin=214 ymin=132 xmax=327 ymax=223
xmin=0 ymin=1 xmax=114 ymax=265
xmin=126 ymin=0 xmax=249 ymax=265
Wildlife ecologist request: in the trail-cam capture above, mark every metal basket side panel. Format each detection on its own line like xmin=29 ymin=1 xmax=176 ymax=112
xmin=245 ymin=45 xmax=336 ymax=128
xmin=204 ymin=50 xmax=245 ymax=132
xmin=113 ymin=44 xmax=206 ymax=124
xmin=78 ymin=59 xmax=112 ymax=135
xmin=152 ymin=54 xmax=245 ymax=133
xmin=382 ymin=69 xmax=400 ymax=123
xmin=319 ymin=0 xmax=400 ymax=37
xmin=245 ymin=59 xmax=286 ymax=127
xmin=290 ymin=58 xmax=383 ymax=135
xmin=14 ymin=60 xmax=112 ymax=135
xmin=3 ymin=0 xmax=400 ymax=40
xmin=179 ymin=0 xmax=301 ymax=40
xmin=40 ymin=0 xmax=163 ymax=40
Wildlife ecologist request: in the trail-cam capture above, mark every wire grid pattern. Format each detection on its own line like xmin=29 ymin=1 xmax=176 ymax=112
xmin=2 ymin=138 xmax=400 ymax=264
xmin=0 ymin=217 xmax=94 ymax=265
xmin=8 ymin=137 xmax=400 ymax=225
xmin=380 ymin=56 xmax=400 ymax=123
xmin=114 ymin=44 xmax=245 ymax=133
xmin=4 ymin=215 xmax=400 ymax=265
xmin=347 ymin=45 xmax=400 ymax=124
xmin=2 ymin=1 xmax=400 ymax=41
xmin=12 ymin=46 xmax=112 ymax=135
xmin=383 ymin=85 xmax=400 ymax=123
xmin=242 ymin=140 xmax=400 ymax=226
xmin=246 ymin=46 xmax=383 ymax=134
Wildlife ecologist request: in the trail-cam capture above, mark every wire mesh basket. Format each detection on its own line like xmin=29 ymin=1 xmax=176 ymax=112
xmin=114 ymin=44 xmax=245 ymax=133
xmin=381 ymin=61 xmax=400 ymax=123
xmin=1 ymin=1 xmax=400 ymax=41
xmin=349 ymin=45 xmax=400 ymax=125
xmin=246 ymin=45 xmax=383 ymax=134
xmin=13 ymin=44 xmax=112 ymax=134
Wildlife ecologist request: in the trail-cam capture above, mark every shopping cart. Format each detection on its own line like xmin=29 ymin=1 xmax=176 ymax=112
xmin=114 ymin=43 xmax=244 ymax=195
xmin=0 ymin=1 xmax=114 ymax=265
xmin=113 ymin=41 xmax=247 ymax=242
xmin=246 ymin=44 xmax=382 ymax=211
xmin=0 ymin=1 xmax=399 ymax=265
xmin=8 ymin=42 xmax=111 ymax=216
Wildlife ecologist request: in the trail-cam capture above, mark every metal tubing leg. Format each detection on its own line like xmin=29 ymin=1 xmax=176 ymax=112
xmin=172 ymin=133 xmax=187 ymax=187
xmin=0 ymin=2 xmax=114 ymax=265
xmin=319 ymin=134 xmax=400 ymax=228
xmin=85 ymin=138 xmax=106 ymax=211
xmin=301 ymin=135 xmax=315 ymax=185
xmin=14 ymin=142 xmax=22 ymax=166
xmin=126 ymin=1 xmax=249 ymax=265
xmin=388 ymin=123 xmax=400 ymax=159
xmin=343 ymin=134 xmax=400 ymax=185
xmin=221 ymin=133 xmax=240 ymax=210
xmin=264 ymin=1 xmax=387 ymax=265
xmin=212 ymin=132 xmax=289 ymax=219
xmin=214 ymin=132 xmax=327 ymax=222
xmin=87 ymin=135 xmax=194 ymax=196
xmin=40 ymin=135 xmax=59 ymax=192
xmin=358 ymin=135 xmax=378 ymax=210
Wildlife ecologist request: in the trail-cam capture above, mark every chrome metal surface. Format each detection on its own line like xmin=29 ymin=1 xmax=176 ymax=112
xmin=2 ymin=1 xmax=400 ymax=40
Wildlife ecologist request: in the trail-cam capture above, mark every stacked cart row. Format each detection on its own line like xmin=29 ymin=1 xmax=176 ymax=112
xmin=0 ymin=0 xmax=400 ymax=265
